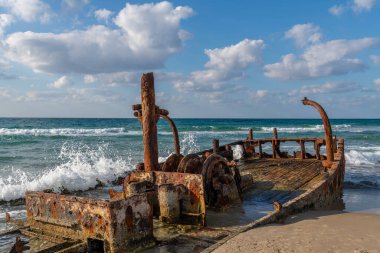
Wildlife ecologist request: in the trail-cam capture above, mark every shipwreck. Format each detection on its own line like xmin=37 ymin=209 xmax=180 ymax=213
xmin=1 ymin=72 xmax=345 ymax=253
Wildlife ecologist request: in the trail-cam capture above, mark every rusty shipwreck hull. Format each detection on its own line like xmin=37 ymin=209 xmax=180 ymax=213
xmin=2 ymin=72 xmax=345 ymax=253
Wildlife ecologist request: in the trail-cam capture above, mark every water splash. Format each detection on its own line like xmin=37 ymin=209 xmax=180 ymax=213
xmin=0 ymin=143 xmax=133 ymax=201
xmin=180 ymin=133 xmax=201 ymax=155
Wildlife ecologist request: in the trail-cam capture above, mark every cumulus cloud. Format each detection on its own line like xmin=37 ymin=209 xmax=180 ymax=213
xmin=173 ymin=39 xmax=265 ymax=93
xmin=49 ymin=75 xmax=73 ymax=89
xmin=17 ymin=87 xmax=122 ymax=103
xmin=0 ymin=0 xmax=52 ymax=23
xmin=61 ymin=0 xmax=89 ymax=10
xmin=288 ymin=81 xmax=360 ymax=96
xmin=83 ymin=74 xmax=97 ymax=84
xmin=94 ymin=8 xmax=113 ymax=22
xmin=250 ymin=90 xmax=269 ymax=99
xmin=329 ymin=5 xmax=345 ymax=15
xmin=84 ymin=71 xmax=139 ymax=86
xmin=285 ymin=23 xmax=321 ymax=47
xmin=114 ymin=1 xmax=194 ymax=52
xmin=352 ymin=0 xmax=376 ymax=12
xmin=329 ymin=0 xmax=376 ymax=15
xmin=3 ymin=1 xmax=194 ymax=74
xmin=371 ymin=55 xmax=380 ymax=64
xmin=264 ymin=37 xmax=378 ymax=80
xmin=0 ymin=13 xmax=14 ymax=36
xmin=374 ymin=78 xmax=380 ymax=87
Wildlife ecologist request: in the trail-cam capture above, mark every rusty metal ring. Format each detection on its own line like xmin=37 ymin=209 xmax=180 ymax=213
xmin=177 ymin=154 xmax=203 ymax=174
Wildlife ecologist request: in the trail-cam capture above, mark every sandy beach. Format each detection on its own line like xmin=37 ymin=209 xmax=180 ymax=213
xmin=213 ymin=211 xmax=380 ymax=253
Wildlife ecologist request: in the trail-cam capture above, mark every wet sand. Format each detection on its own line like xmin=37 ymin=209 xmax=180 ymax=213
xmin=213 ymin=211 xmax=380 ymax=253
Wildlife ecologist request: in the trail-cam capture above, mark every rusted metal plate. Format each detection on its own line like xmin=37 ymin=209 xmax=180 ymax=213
xmin=25 ymin=192 xmax=154 ymax=252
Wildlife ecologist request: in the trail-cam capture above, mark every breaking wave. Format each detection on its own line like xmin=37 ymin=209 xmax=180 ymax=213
xmin=0 ymin=128 xmax=127 ymax=136
xmin=0 ymin=143 xmax=133 ymax=201
xmin=345 ymin=149 xmax=380 ymax=165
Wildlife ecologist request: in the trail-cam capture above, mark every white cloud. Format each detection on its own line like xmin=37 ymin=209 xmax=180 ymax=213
xmin=264 ymin=37 xmax=378 ymax=80
xmin=285 ymin=23 xmax=321 ymax=47
xmin=3 ymin=1 xmax=194 ymax=74
xmin=374 ymin=78 xmax=380 ymax=87
xmin=83 ymin=74 xmax=97 ymax=84
xmin=329 ymin=0 xmax=376 ymax=15
xmin=352 ymin=0 xmax=376 ymax=12
xmin=114 ymin=1 xmax=194 ymax=52
xmin=62 ymin=0 xmax=89 ymax=10
xmin=49 ymin=75 xmax=73 ymax=89
xmin=0 ymin=87 xmax=10 ymax=98
xmin=288 ymin=81 xmax=360 ymax=96
xmin=94 ymin=8 xmax=113 ymax=22
xmin=329 ymin=5 xmax=345 ymax=15
xmin=371 ymin=55 xmax=380 ymax=64
xmin=84 ymin=71 xmax=139 ymax=86
xmin=17 ymin=87 xmax=122 ymax=103
xmin=174 ymin=39 xmax=264 ymax=94
xmin=251 ymin=90 xmax=269 ymax=99
xmin=0 ymin=0 xmax=52 ymax=23
xmin=0 ymin=13 xmax=14 ymax=36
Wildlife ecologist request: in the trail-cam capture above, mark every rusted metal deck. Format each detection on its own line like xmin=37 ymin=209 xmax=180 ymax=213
xmin=239 ymin=158 xmax=325 ymax=202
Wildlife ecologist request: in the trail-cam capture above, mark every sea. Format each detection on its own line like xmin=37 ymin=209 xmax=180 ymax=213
xmin=0 ymin=118 xmax=380 ymax=234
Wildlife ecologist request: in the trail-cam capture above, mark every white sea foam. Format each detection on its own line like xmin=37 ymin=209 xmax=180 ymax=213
xmin=180 ymin=133 xmax=201 ymax=155
xmin=345 ymin=149 xmax=380 ymax=166
xmin=232 ymin=145 xmax=243 ymax=160
xmin=0 ymin=128 xmax=128 ymax=136
xmin=260 ymin=124 xmax=355 ymax=133
xmin=0 ymin=143 xmax=133 ymax=201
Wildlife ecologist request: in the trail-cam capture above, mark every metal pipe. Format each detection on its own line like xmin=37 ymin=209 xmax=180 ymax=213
xmin=140 ymin=73 xmax=159 ymax=171
xmin=302 ymin=97 xmax=334 ymax=162
xmin=160 ymin=114 xmax=180 ymax=155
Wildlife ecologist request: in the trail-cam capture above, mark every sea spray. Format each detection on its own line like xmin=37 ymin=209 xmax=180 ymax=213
xmin=180 ymin=133 xmax=201 ymax=155
xmin=232 ymin=145 xmax=243 ymax=160
xmin=0 ymin=142 xmax=133 ymax=201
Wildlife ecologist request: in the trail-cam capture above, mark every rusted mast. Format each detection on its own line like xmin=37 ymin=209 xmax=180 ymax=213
xmin=160 ymin=114 xmax=180 ymax=155
xmin=141 ymin=73 xmax=159 ymax=171
xmin=302 ymin=97 xmax=334 ymax=162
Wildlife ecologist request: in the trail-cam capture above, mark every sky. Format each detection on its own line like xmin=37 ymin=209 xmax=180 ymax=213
xmin=0 ymin=0 xmax=379 ymax=118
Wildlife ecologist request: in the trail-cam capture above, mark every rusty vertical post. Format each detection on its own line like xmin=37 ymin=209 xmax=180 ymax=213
xmin=271 ymin=140 xmax=276 ymax=158
xmin=141 ymin=73 xmax=158 ymax=172
xmin=213 ymin=139 xmax=220 ymax=154
xmin=314 ymin=140 xmax=321 ymax=160
xmin=258 ymin=141 xmax=263 ymax=158
xmin=273 ymin=128 xmax=278 ymax=139
xmin=248 ymin=128 xmax=253 ymax=141
xmin=302 ymin=97 xmax=334 ymax=162
xmin=300 ymin=139 xmax=306 ymax=159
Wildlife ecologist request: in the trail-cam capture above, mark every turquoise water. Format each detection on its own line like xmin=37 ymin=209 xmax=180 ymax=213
xmin=0 ymin=118 xmax=379 ymax=231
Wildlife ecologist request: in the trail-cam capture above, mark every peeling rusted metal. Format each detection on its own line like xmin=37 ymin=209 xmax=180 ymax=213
xmin=123 ymin=170 xmax=206 ymax=226
xmin=202 ymin=154 xmax=241 ymax=208
xmin=160 ymin=114 xmax=180 ymax=155
xmin=24 ymin=191 xmax=154 ymax=252
xmin=140 ymin=72 xmax=159 ymax=172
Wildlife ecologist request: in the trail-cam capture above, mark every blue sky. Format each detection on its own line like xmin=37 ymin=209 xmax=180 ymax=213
xmin=0 ymin=0 xmax=379 ymax=118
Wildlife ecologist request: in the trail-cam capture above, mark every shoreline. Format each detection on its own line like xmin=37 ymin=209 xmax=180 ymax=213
xmin=212 ymin=210 xmax=380 ymax=253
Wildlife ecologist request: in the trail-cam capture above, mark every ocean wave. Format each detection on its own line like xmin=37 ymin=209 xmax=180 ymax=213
xmin=0 ymin=143 xmax=133 ymax=201
xmin=345 ymin=149 xmax=380 ymax=165
xmin=260 ymin=124 xmax=354 ymax=133
xmin=0 ymin=128 xmax=127 ymax=137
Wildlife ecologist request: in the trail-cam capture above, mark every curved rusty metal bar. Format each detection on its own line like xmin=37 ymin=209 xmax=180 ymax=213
xmin=302 ymin=97 xmax=334 ymax=162
xmin=160 ymin=114 xmax=180 ymax=155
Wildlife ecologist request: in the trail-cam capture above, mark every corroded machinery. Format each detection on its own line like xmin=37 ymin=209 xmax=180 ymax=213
xmin=3 ymin=72 xmax=345 ymax=253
